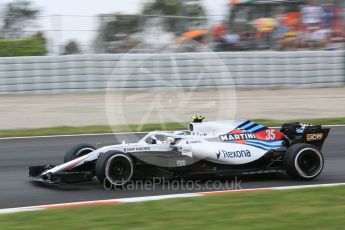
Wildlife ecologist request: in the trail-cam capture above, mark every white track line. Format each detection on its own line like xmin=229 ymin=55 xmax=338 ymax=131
xmin=1 ymin=183 xmax=345 ymax=215
xmin=0 ymin=132 xmax=146 ymax=140
xmin=0 ymin=124 xmax=344 ymax=140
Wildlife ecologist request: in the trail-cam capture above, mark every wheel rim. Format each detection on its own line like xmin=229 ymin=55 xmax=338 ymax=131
xmin=105 ymin=155 xmax=133 ymax=186
xmin=295 ymin=148 xmax=323 ymax=178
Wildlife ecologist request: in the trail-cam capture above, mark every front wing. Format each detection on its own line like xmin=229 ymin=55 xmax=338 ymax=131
xmin=29 ymin=165 xmax=94 ymax=184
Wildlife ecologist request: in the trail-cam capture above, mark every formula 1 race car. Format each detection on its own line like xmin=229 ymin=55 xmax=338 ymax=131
xmin=29 ymin=117 xmax=330 ymax=186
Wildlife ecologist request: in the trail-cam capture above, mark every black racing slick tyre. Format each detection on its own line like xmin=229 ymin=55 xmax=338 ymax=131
xmin=283 ymin=143 xmax=324 ymax=180
xmin=95 ymin=151 xmax=134 ymax=186
xmin=64 ymin=143 xmax=96 ymax=163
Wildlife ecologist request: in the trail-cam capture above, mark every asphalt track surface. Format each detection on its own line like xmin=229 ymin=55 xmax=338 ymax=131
xmin=0 ymin=127 xmax=344 ymax=209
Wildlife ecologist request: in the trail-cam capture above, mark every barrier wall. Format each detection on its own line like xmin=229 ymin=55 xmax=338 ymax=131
xmin=0 ymin=51 xmax=343 ymax=94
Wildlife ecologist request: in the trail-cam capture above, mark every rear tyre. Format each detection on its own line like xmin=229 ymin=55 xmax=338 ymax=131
xmin=283 ymin=143 xmax=324 ymax=180
xmin=95 ymin=151 xmax=134 ymax=186
xmin=64 ymin=143 xmax=96 ymax=163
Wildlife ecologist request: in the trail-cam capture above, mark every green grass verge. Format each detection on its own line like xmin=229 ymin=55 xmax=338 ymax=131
xmin=1 ymin=185 xmax=345 ymax=229
xmin=1 ymin=117 xmax=344 ymax=138
xmin=0 ymin=123 xmax=186 ymax=138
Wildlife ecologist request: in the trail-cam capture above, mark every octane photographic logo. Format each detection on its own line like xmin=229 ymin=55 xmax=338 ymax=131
xmin=105 ymin=40 xmax=237 ymax=167
xmin=103 ymin=177 xmax=243 ymax=192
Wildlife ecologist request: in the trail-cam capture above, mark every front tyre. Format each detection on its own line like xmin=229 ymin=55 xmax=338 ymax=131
xmin=283 ymin=143 xmax=324 ymax=180
xmin=64 ymin=143 xmax=96 ymax=163
xmin=95 ymin=151 xmax=134 ymax=187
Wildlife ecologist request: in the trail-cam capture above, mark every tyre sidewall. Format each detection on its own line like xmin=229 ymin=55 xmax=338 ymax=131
xmin=95 ymin=151 xmax=134 ymax=186
xmin=64 ymin=143 xmax=96 ymax=163
xmin=284 ymin=143 xmax=324 ymax=180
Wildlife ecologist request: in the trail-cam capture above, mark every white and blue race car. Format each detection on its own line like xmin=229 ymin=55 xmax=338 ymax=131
xmin=29 ymin=117 xmax=330 ymax=186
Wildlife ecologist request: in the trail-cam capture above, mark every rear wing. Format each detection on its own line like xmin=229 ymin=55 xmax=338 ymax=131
xmin=281 ymin=123 xmax=330 ymax=150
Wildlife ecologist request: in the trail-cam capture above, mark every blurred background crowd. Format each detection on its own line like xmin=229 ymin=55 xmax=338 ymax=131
xmin=213 ymin=0 xmax=345 ymax=51
xmin=0 ymin=0 xmax=344 ymax=56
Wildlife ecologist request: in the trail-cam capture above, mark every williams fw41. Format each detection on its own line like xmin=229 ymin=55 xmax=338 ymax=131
xmin=29 ymin=118 xmax=330 ymax=187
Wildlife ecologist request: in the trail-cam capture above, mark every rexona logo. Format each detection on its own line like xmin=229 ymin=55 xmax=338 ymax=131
xmin=216 ymin=150 xmax=251 ymax=159
xmin=219 ymin=133 xmax=257 ymax=142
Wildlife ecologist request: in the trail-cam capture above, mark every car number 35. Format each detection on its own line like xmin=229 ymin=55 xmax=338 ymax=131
xmin=266 ymin=129 xmax=275 ymax=140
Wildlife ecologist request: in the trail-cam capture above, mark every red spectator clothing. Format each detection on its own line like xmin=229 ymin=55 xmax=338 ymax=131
xmin=331 ymin=8 xmax=345 ymax=35
xmin=212 ymin=24 xmax=226 ymax=41
xmin=283 ymin=12 xmax=301 ymax=27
